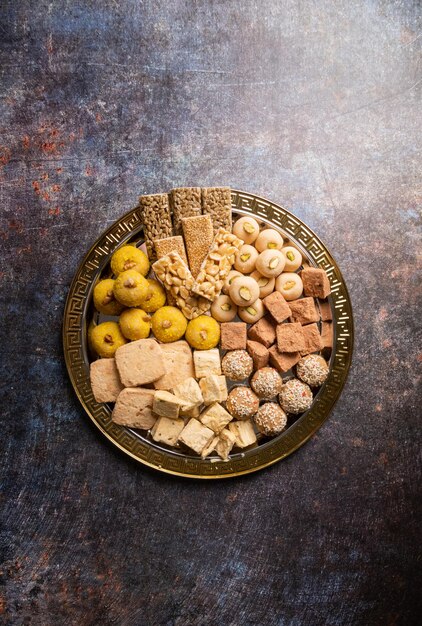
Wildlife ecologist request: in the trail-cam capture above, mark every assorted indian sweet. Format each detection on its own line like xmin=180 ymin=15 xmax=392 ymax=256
xmin=89 ymin=186 xmax=333 ymax=461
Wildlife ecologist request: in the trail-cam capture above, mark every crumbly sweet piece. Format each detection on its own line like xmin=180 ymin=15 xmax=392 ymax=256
xmin=170 ymin=187 xmax=202 ymax=234
xmin=152 ymin=252 xmax=211 ymax=320
xmin=182 ymin=405 xmax=201 ymax=419
xmin=247 ymin=315 xmax=277 ymax=348
xmin=181 ymin=214 xmax=214 ymax=278
xmin=153 ymin=390 xmax=183 ymax=419
xmin=319 ymin=300 xmax=333 ymax=321
xmin=268 ymin=346 xmax=301 ymax=373
xmin=263 ymin=291 xmax=291 ymax=324
xmin=215 ymin=428 xmax=237 ymax=460
xmin=172 ymin=377 xmax=204 ymax=412
xmin=201 ymin=435 xmax=219 ymax=458
xmin=301 ymin=322 xmax=324 ymax=355
xmin=250 ymin=367 xmax=283 ymax=400
xmin=220 ymin=322 xmax=247 ymax=351
xmin=276 ymin=322 xmax=306 ymax=353
xmin=201 ymin=186 xmax=232 ymax=233
xmin=221 ymin=350 xmax=253 ymax=381
xmin=199 ymin=403 xmax=233 ymax=433
xmin=112 ymin=388 xmax=157 ymax=430
xmin=279 ymin=378 xmax=313 ymax=414
xmin=226 ymin=387 xmax=260 ymax=420
xmin=153 ymin=341 xmax=194 ymax=390
xmin=151 ymin=416 xmax=185 ymax=446
xmin=246 ymin=340 xmax=269 ymax=370
xmin=115 ymin=338 xmax=166 ymax=387
xmin=90 ymin=358 xmax=124 ymax=403
xmin=178 ymin=418 xmax=215 ymax=455
xmin=254 ymin=403 xmax=287 ymax=436
xmin=296 ymin=354 xmax=329 ymax=387
xmin=288 ymin=297 xmax=320 ymax=325
xmin=192 ymin=228 xmax=243 ymax=301
xmin=139 ymin=193 xmax=173 ymax=259
xmin=193 ymin=349 xmax=221 ymax=378
xmin=301 ymin=267 xmax=331 ymax=299
xmin=199 ymin=375 xmax=228 ymax=405
xmin=154 ymin=236 xmax=188 ymax=264
xmin=228 ymin=420 xmax=257 ymax=448
xmin=321 ymin=321 xmax=333 ymax=349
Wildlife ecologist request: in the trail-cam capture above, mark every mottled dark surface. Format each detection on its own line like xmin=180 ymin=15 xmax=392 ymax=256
xmin=1 ymin=1 xmax=421 ymax=625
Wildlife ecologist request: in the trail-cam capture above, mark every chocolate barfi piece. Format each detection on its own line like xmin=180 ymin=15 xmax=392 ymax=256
xmin=319 ymin=299 xmax=333 ymax=322
xmin=269 ymin=346 xmax=301 ymax=373
xmin=220 ymin=322 xmax=247 ymax=351
xmin=301 ymin=323 xmax=324 ymax=355
xmin=301 ymin=267 xmax=331 ymax=299
xmin=263 ymin=291 xmax=291 ymax=324
xmin=246 ymin=340 xmax=269 ymax=370
xmin=321 ymin=321 xmax=333 ymax=349
xmin=247 ymin=315 xmax=277 ymax=348
xmin=289 ymin=297 xmax=320 ymax=325
xmin=276 ymin=322 xmax=306 ymax=353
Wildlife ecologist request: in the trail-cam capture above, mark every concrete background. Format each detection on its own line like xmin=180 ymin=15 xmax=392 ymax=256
xmin=1 ymin=1 xmax=421 ymax=624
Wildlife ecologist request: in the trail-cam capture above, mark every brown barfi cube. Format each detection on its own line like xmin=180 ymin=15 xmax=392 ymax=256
xmin=112 ymin=388 xmax=157 ymax=430
xmin=115 ymin=338 xmax=166 ymax=387
xmin=318 ymin=299 xmax=332 ymax=321
xmin=301 ymin=267 xmax=331 ymax=299
xmin=247 ymin=315 xmax=277 ymax=348
xmin=276 ymin=322 xmax=306 ymax=353
xmin=301 ymin=323 xmax=324 ymax=355
xmin=321 ymin=321 xmax=333 ymax=349
xmin=220 ymin=322 xmax=247 ymax=351
xmin=246 ymin=340 xmax=269 ymax=370
xmin=289 ymin=297 xmax=320 ymax=325
xmin=263 ymin=291 xmax=291 ymax=324
xmin=90 ymin=358 xmax=124 ymax=403
xmin=269 ymin=346 xmax=301 ymax=373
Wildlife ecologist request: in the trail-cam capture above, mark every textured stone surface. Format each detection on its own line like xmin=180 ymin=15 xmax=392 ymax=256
xmin=1 ymin=1 xmax=421 ymax=625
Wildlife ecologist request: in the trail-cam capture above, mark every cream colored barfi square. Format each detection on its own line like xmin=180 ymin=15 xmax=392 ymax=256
xmin=201 ymin=435 xmax=219 ymax=458
xmin=193 ymin=348 xmax=221 ymax=378
xmin=115 ymin=338 xmax=166 ymax=387
xmin=215 ymin=428 xmax=237 ymax=460
xmin=90 ymin=358 xmax=124 ymax=403
xmin=151 ymin=417 xmax=185 ymax=446
xmin=153 ymin=340 xmax=194 ymax=390
xmin=178 ymin=418 xmax=215 ymax=455
xmin=228 ymin=420 xmax=257 ymax=448
xmin=199 ymin=403 xmax=232 ymax=434
xmin=112 ymin=388 xmax=157 ymax=430
xmin=153 ymin=390 xmax=183 ymax=419
xmin=181 ymin=405 xmax=201 ymax=419
xmin=172 ymin=377 xmax=203 ymax=412
xmin=199 ymin=375 xmax=228 ymax=405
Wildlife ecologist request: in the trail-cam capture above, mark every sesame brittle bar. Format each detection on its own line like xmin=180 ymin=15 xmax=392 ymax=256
xmin=201 ymin=187 xmax=232 ymax=233
xmin=154 ymin=236 xmax=188 ymax=264
xmin=181 ymin=214 xmax=214 ymax=278
xmin=139 ymin=193 xmax=173 ymax=260
xmin=191 ymin=228 xmax=243 ymax=301
xmin=170 ymin=187 xmax=202 ymax=234
xmin=152 ymin=251 xmax=211 ymax=320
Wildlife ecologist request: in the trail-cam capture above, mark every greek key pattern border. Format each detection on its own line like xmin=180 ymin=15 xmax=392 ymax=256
xmin=63 ymin=191 xmax=353 ymax=478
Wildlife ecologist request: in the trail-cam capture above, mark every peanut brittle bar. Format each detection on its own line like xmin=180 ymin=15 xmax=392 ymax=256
xmin=170 ymin=187 xmax=202 ymax=234
xmin=201 ymin=187 xmax=232 ymax=233
xmin=139 ymin=193 xmax=173 ymax=260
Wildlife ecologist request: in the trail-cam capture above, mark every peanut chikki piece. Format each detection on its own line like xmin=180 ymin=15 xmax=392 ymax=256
xmin=289 ymin=297 xmax=320 ymax=325
xmin=191 ymin=228 xmax=243 ymax=301
xmin=301 ymin=267 xmax=331 ymax=299
xmin=301 ymin=323 xmax=324 ymax=355
xmin=112 ymin=388 xmax=157 ymax=430
xmin=139 ymin=193 xmax=173 ymax=260
xmin=154 ymin=236 xmax=188 ymax=264
xmin=181 ymin=214 xmax=214 ymax=278
xmin=201 ymin=187 xmax=232 ymax=233
xmin=152 ymin=252 xmax=211 ymax=319
xmin=269 ymin=346 xmax=301 ymax=373
xmin=170 ymin=187 xmax=202 ymax=234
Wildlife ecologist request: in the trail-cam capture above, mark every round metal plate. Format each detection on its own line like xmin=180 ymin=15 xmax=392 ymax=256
xmin=63 ymin=190 xmax=354 ymax=478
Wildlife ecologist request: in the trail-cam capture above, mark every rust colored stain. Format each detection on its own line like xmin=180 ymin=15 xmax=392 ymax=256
xmin=48 ymin=207 xmax=60 ymax=215
xmin=42 ymin=191 xmax=51 ymax=201
xmin=0 ymin=595 xmax=5 ymax=614
xmin=51 ymin=184 xmax=61 ymax=192
xmin=56 ymin=167 xmax=63 ymax=173
xmin=41 ymin=172 xmax=49 ymax=180
xmin=378 ymin=453 xmax=389 ymax=467
xmin=41 ymin=141 xmax=58 ymax=154
xmin=0 ymin=146 xmax=11 ymax=166
xmin=22 ymin=135 xmax=30 ymax=150
xmin=85 ymin=164 xmax=94 ymax=176
xmin=32 ymin=181 xmax=41 ymax=195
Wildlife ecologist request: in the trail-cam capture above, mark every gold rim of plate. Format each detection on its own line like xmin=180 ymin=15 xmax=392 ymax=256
xmin=63 ymin=190 xmax=354 ymax=479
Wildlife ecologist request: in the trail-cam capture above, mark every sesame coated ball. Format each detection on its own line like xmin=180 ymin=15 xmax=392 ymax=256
xmin=226 ymin=386 xmax=260 ymax=420
xmin=254 ymin=403 xmax=287 ymax=436
xmin=250 ymin=367 xmax=283 ymax=400
xmin=279 ymin=378 xmax=313 ymax=414
xmin=296 ymin=354 xmax=329 ymax=387
xmin=221 ymin=350 xmax=253 ymax=381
